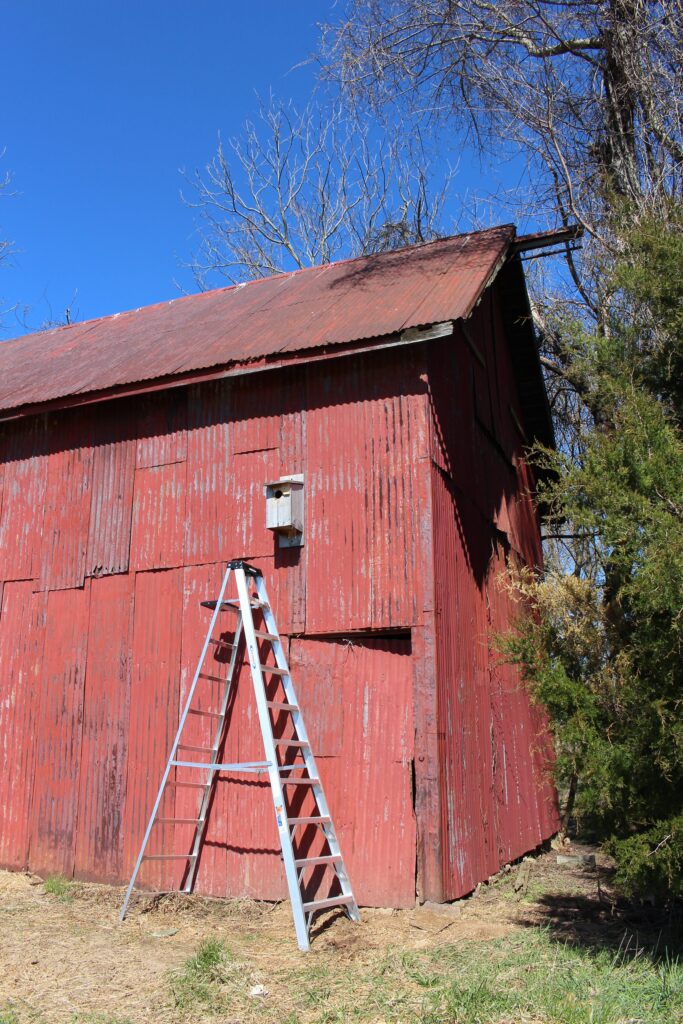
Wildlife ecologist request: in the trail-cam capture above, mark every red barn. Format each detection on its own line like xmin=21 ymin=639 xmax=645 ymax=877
xmin=0 ymin=225 xmax=558 ymax=907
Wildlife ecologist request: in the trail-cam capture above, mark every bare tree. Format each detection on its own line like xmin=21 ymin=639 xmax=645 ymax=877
xmin=324 ymin=2 xmax=682 ymax=233
xmin=0 ymin=155 xmax=14 ymax=270
xmin=185 ymin=96 xmax=455 ymax=284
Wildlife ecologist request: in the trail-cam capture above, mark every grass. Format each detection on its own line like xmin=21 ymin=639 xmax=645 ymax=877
xmin=168 ymin=928 xmax=683 ymax=1023
xmin=170 ymin=938 xmax=258 ymax=1011
xmin=42 ymin=875 xmax=73 ymax=902
xmin=70 ymin=1016 xmax=134 ymax=1024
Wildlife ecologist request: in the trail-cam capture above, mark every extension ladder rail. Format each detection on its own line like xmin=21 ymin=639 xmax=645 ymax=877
xmin=120 ymin=559 xmax=359 ymax=950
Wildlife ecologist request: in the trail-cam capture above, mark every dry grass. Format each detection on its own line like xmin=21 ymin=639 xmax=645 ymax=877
xmin=0 ymin=845 xmax=681 ymax=1023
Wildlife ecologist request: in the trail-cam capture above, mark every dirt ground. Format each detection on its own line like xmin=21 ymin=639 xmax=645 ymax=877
xmin=0 ymin=841 xmax=674 ymax=1023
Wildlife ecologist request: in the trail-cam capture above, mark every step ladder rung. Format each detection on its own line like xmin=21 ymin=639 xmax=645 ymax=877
xmin=254 ymin=630 xmax=279 ymax=641
xmin=171 ymin=759 xmax=271 ymax=773
xmin=303 ymin=894 xmax=355 ymax=914
xmin=177 ymin=744 xmax=215 ymax=754
xmin=274 ymin=739 xmax=308 ymax=748
xmin=294 ymin=854 xmax=342 ymax=868
xmin=208 ymin=637 xmax=236 ymax=651
xmin=199 ymin=672 xmax=226 ymax=684
xmin=188 ymin=708 xmax=223 ymax=719
xmin=281 ymin=777 xmax=320 ymax=786
xmin=143 ymin=853 xmax=198 ymax=861
xmin=202 ymin=598 xmax=268 ymax=611
xmin=157 ymin=817 xmax=203 ymax=825
xmin=267 ymin=700 xmax=299 ymax=712
xmin=259 ymin=663 xmax=289 ymax=676
xmin=288 ymin=815 xmax=331 ymax=826
xmin=165 ymin=781 xmax=209 ymax=789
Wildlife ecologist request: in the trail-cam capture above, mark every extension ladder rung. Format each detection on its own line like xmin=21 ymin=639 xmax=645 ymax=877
xmin=288 ymin=816 xmax=331 ymax=826
xmin=143 ymin=853 xmax=197 ymax=861
xmin=121 ymin=559 xmax=358 ymax=953
xmin=303 ymin=894 xmax=355 ymax=913
xmin=295 ymin=855 xmax=342 ymax=868
xmin=259 ymin=663 xmax=289 ymax=676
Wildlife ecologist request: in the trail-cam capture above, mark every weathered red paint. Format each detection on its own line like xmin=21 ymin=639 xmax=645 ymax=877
xmin=29 ymin=584 xmax=90 ymax=878
xmin=0 ymin=230 xmax=558 ymax=908
xmin=75 ymin=573 xmax=134 ymax=882
xmin=427 ymin=293 xmax=560 ymax=900
xmin=0 ymin=227 xmax=514 ymax=414
xmin=0 ymin=582 xmax=47 ymax=869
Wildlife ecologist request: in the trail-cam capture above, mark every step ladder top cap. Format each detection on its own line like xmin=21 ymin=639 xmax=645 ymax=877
xmin=227 ymin=559 xmax=262 ymax=576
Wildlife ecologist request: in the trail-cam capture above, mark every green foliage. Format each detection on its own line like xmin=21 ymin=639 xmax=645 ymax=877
xmin=43 ymin=875 xmax=73 ymax=901
xmin=502 ymin=211 xmax=683 ymax=899
xmin=610 ymin=816 xmax=683 ymax=901
xmin=171 ymin=938 xmax=229 ymax=1009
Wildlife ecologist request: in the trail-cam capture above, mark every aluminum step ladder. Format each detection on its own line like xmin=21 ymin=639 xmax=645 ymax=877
xmin=120 ymin=559 xmax=359 ymax=950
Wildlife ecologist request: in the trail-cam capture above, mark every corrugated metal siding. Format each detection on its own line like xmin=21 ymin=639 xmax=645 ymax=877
xmin=123 ymin=568 xmax=183 ymax=893
xmin=129 ymin=462 xmax=187 ymax=571
xmin=37 ymin=440 xmax=94 ymax=592
xmin=0 ymin=227 xmax=514 ymax=412
xmin=288 ymin=636 xmax=416 ymax=907
xmin=305 ymin=354 xmax=429 ymax=633
xmin=0 ymin=420 xmax=48 ymax=582
xmin=428 ymin=287 xmax=559 ymax=900
xmin=184 ymin=381 xmax=231 ymax=567
xmin=29 ymin=584 xmax=90 ymax=877
xmin=136 ymin=391 xmax=188 ymax=469
xmin=0 ymin=582 xmax=47 ymax=868
xmin=74 ymin=573 xmax=134 ymax=882
xmin=0 ymin=310 xmax=554 ymax=906
xmin=86 ymin=436 xmax=136 ymax=577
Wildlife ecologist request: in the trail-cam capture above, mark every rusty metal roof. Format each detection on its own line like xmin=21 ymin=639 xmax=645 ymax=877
xmin=0 ymin=225 xmax=516 ymax=415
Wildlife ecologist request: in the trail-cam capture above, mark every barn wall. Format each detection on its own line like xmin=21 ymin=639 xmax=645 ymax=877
xmin=0 ymin=348 xmax=428 ymax=905
xmin=428 ymin=286 xmax=559 ymax=900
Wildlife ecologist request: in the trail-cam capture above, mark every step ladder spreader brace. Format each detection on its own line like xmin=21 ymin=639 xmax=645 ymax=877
xmin=120 ymin=558 xmax=359 ymax=951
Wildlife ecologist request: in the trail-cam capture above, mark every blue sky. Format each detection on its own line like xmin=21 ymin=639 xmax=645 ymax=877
xmin=0 ymin=2 xmax=524 ymax=340
xmin=1 ymin=2 xmax=329 ymax=336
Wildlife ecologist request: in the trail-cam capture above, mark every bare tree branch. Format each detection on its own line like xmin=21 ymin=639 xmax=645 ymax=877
xmin=184 ymin=95 xmax=456 ymax=284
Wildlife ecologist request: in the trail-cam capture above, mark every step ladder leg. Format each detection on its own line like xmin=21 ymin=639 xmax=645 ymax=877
xmin=120 ymin=564 xmax=235 ymax=921
xmin=235 ymin=566 xmax=311 ymax=952
xmin=253 ymin=571 xmax=360 ymax=926
xmin=182 ymin=612 xmax=244 ymax=893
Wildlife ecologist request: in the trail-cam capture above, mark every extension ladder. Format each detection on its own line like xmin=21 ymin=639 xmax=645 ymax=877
xmin=119 ymin=559 xmax=359 ymax=950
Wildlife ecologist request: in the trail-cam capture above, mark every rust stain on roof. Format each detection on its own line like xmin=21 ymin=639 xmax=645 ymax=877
xmin=0 ymin=225 xmax=515 ymax=414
